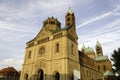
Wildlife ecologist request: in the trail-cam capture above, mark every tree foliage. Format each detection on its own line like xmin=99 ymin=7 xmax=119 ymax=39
xmin=111 ymin=48 xmax=120 ymax=75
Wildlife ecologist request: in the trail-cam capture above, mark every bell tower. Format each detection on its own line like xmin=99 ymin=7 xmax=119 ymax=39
xmin=95 ymin=41 xmax=103 ymax=56
xmin=65 ymin=8 xmax=78 ymax=43
xmin=65 ymin=7 xmax=75 ymax=29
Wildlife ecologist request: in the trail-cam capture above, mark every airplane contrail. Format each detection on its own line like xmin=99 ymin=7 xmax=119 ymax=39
xmin=76 ymin=5 xmax=120 ymax=29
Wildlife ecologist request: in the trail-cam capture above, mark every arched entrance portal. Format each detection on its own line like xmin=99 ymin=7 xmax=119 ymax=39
xmin=24 ymin=73 xmax=28 ymax=80
xmin=38 ymin=70 xmax=44 ymax=80
xmin=55 ymin=72 xmax=60 ymax=80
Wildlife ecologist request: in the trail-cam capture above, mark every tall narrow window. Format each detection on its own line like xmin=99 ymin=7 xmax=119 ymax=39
xmin=67 ymin=23 xmax=70 ymax=26
xmin=103 ymin=65 xmax=106 ymax=71
xmin=38 ymin=70 xmax=44 ymax=80
xmin=56 ymin=43 xmax=59 ymax=52
xmin=86 ymin=70 xmax=88 ymax=77
xmin=98 ymin=66 xmax=100 ymax=70
xmin=67 ymin=17 xmax=70 ymax=21
xmin=83 ymin=69 xmax=85 ymax=76
xmin=71 ymin=44 xmax=74 ymax=54
xmin=28 ymin=51 xmax=31 ymax=59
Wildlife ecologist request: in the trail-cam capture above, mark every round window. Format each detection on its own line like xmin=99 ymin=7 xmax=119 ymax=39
xmin=39 ymin=47 xmax=45 ymax=55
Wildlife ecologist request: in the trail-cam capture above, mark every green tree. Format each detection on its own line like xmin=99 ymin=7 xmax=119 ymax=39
xmin=111 ymin=48 xmax=120 ymax=75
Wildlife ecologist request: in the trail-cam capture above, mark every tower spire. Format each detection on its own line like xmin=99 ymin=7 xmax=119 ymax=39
xmin=96 ymin=41 xmax=101 ymax=47
xmin=67 ymin=7 xmax=73 ymax=14
xmin=82 ymin=44 xmax=86 ymax=52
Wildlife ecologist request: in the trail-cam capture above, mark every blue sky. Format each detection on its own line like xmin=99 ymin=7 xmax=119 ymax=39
xmin=0 ymin=0 xmax=120 ymax=70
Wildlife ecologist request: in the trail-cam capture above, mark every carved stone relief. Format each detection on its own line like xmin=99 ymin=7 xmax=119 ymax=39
xmin=35 ymin=59 xmax=46 ymax=69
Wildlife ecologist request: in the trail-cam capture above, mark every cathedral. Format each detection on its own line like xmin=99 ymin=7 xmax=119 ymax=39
xmin=20 ymin=8 xmax=112 ymax=80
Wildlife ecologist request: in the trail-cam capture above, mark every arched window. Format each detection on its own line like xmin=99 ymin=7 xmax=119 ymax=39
xmin=67 ymin=13 xmax=70 ymax=16
xmin=83 ymin=69 xmax=85 ymax=76
xmin=103 ymin=65 xmax=106 ymax=71
xmin=98 ymin=66 xmax=100 ymax=70
xmin=56 ymin=43 xmax=59 ymax=52
xmin=55 ymin=72 xmax=60 ymax=80
xmin=28 ymin=51 xmax=31 ymax=59
xmin=71 ymin=44 xmax=74 ymax=54
xmin=38 ymin=70 xmax=44 ymax=80
xmin=67 ymin=23 xmax=70 ymax=26
xmin=67 ymin=17 xmax=70 ymax=21
xmin=24 ymin=73 xmax=28 ymax=80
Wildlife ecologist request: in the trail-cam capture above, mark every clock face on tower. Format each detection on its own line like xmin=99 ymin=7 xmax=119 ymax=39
xmin=39 ymin=47 xmax=45 ymax=55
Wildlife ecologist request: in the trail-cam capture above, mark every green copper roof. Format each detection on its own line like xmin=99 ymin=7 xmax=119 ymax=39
xmin=82 ymin=44 xmax=86 ymax=50
xmin=81 ymin=44 xmax=95 ymax=53
xmin=67 ymin=7 xmax=73 ymax=14
xmin=103 ymin=71 xmax=114 ymax=76
xmin=94 ymin=55 xmax=107 ymax=61
xmin=86 ymin=47 xmax=94 ymax=52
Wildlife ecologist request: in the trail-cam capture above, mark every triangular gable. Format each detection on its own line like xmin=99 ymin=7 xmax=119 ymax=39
xmin=35 ymin=27 xmax=53 ymax=40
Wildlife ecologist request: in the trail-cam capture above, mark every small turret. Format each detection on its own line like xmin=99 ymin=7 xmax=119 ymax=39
xmin=82 ymin=44 xmax=86 ymax=52
xmin=81 ymin=44 xmax=95 ymax=59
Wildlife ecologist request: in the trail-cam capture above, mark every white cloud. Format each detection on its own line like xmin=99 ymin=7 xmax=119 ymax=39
xmin=78 ymin=18 xmax=120 ymax=41
xmin=76 ymin=5 xmax=120 ymax=29
xmin=0 ymin=0 xmax=96 ymax=22
xmin=78 ymin=18 xmax=120 ymax=57
xmin=0 ymin=20 xmax=38 ymax=33
xmin=0 ymin=20 xmax=38 ymax=42
xmin=0 ymin=0 xmax=73 ymax=21
xmin=0 ymin=58 xmax=22 ymax=71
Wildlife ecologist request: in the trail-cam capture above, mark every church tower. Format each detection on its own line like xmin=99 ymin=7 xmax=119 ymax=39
xmin=20 ymin=8 xmax=80 ymax=80
xmin=65 ymin=7 xmax=75 ymax=28
xmin=65 ymin=7 xmax=78 ymax=43
xmin=95 ymin=41 xmax=103 ymax=56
